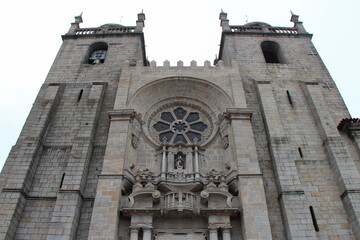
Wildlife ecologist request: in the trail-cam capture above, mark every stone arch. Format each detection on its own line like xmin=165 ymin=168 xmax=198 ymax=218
xmin=128 ymin=76 xmax=234 ymax=117
xmin=85 ymin=41 xmax=108 ymax=64
xmin=260 ymin=40 xmax=286 ymax=64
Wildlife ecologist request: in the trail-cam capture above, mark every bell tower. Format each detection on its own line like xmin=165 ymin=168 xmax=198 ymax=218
xmin=0 ymin=10 xmax=359 ymax=240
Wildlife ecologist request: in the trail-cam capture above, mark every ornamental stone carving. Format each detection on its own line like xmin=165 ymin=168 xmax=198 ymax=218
xmin=148 ymin=102 xmax=214 ymax=146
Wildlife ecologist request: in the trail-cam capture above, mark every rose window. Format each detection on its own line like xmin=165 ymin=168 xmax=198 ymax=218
xmin=149 ymin=105 xmax=212 ymax=145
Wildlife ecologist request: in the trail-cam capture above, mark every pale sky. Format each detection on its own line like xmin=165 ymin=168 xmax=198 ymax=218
xmin=0 ymin=0 xmax=359 ymax=171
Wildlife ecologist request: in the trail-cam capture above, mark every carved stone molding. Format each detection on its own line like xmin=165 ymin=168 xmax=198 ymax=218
xmin=337 ymin=118 xmax=360 ymax=139
xmin=108 ymin=109 xmax=143 ymax=122
xmin=225 ymin=108 xmax=253 ymax=122
xmin=147 ymin=102 xmax=214 ymax=146
xmin=218 ymin=114 xmax=230 ymax=149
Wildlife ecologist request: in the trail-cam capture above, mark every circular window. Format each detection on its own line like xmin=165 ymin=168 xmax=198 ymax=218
xmin=148 ymin=104 xmax=213 ymax=145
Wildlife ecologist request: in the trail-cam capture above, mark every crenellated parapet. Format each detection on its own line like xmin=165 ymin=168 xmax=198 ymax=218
xmin=123 ymin=59 xmax=232 ymax=68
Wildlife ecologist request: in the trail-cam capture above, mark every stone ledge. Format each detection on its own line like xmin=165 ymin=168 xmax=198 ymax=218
xmin=278 ymin=190 xmax=305 ymax=200
xmin=340 ymin=189 xmax=360 ymax=200
xmin=226 ymin=108 xmax=253 ymax=122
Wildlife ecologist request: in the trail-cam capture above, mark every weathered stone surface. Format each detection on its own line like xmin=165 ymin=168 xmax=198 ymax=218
xmin=0 ymin=11 xmax=359 ymax=240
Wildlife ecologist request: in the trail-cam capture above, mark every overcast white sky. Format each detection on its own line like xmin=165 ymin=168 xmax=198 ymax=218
xmin=0 ymin=0 xmax=359 ymax=171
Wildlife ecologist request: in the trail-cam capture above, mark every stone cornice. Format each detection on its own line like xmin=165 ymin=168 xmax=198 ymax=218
xmin=108 ymin=109 xmax=143 ymax=123
xmin=226 ymin=108 xmax=253 ymax=122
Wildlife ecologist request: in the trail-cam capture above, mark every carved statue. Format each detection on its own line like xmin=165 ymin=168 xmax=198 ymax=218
xmin=174 ymin=155 xmax=184 ymax=169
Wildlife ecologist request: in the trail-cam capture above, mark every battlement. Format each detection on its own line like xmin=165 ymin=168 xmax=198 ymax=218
xmin=123 ymin=59 xmax=236 ymax=68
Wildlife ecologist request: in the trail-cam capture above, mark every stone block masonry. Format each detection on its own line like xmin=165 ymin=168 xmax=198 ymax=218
xmin=0 ymin=11 xmax=359 ymax=240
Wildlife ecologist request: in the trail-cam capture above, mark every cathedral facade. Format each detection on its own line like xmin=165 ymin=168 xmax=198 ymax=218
xmin=0 ymin=11 xmax=360 ymax=240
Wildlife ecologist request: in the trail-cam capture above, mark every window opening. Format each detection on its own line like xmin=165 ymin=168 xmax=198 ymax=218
xmin=77 ymin=89 xmax=83 ymax=102
xmin=60 ymin=173 xmax=65 ymax=188
xmin=286 ymin=90 xmax=293 ymax=105
xmin=152 ymin=106 xmax=209 ymax=145
xmin=309 ymin=206 xmax=320 ymax=232
xmin=261 ymin=41 xmax=285 ymax=63
xmin=89 ymin=50 xmax=106 ymax=64
xmin=87 ymin=42 xmax=108 ymax=64
xmin=298 ymin=147 xmax=303 ymax=158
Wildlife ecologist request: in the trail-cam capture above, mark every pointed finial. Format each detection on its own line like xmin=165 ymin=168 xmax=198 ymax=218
xmin=74 ymin=12 xmax=83 ymax=23
xmin=136 ymin=11 xmax=146 ymax=32
xmin=290 ymin=10 xmax=299 ymax=22
xmin=290 ymin=11 xmax=306 ymax=33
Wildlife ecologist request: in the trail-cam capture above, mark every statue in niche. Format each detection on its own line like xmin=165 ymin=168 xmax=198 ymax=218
xmin=174 ymin=154 xmax=184 ymax=170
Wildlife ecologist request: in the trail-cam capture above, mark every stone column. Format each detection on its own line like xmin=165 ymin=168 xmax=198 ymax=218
xmin=209 ymin=228 xmax=218 ymax=240
xmin=222 ymin=228 xmax=231 ymax=240
xmin=256 ymin=82 xmax=315 ymax=239
xmin=130 ymin=228 xmax=139 ymax=240
xmin=161 ymin=146 xmax=167 ymax=179
xmin=302 ymin=82 xmax=360 ymax=239
xmin=143 ymin=228 xmax=152 ymax=240
xmin=226 ymin=108 xmax=273 ymax=239
xmin=194 ymin=146 xmax=200 ymax=179
xmin=88 ymin=109 xmax=136 ymax=240
xmin=168 ymin=148 xmax=174 ymax=172
xmin=185 ymin=147 xmax=193 ymax=174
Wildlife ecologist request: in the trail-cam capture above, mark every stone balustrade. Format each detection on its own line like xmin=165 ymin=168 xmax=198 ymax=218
xmin=164 ymin=192 xmax=196 ymax=213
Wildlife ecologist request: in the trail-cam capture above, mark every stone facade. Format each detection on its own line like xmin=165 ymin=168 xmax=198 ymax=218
xmin=0 ymin=11 xmax=359 ymax=240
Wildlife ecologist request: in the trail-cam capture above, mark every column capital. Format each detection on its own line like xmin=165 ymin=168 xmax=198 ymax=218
xmin=208 ymin=227 xmax=219 ymax=231
xmin=142 ymin=227 xmax=153 ymax=230
xmin=221 ymin=227 xmax=232 ymax=231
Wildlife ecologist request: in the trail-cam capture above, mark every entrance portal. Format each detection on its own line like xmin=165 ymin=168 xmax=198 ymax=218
xmin=156 ymin=232 xmax=205 ymax=240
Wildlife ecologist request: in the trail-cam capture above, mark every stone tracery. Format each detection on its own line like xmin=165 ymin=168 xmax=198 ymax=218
xmin=150 ymin=105 xmax=211 ymax=145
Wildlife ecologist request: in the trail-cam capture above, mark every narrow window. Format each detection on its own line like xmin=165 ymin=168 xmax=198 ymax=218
xmin=87 ymin=42 xmax=108 ymax=64
xmin=60 ymin=173 xmax=65 ymax=188
xmin=286 ymin=90 xmax=293 ymax=105
xmin=261 ymin=41 xmax=285 ymax=63
xmin=310 ymin=206 xmax=320 ymax=232
xmin=77 ymin=89 xmax=83 ymax=102
xmin=298 ymin=147 xmax=303 ymax=158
